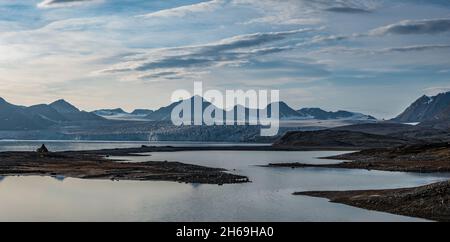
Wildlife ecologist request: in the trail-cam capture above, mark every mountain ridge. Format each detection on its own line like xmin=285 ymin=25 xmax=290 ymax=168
xmin=393 ymin=92 xmax=450 ymax=123
xmin=130 ymin=97 xmax=376 ymax=122
xmin=0 ymin=98 xmax=103 ymax=131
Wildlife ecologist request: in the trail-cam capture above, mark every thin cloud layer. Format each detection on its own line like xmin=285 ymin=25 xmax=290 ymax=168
xmin=313 ymin=44 xmax=450 ymax=55
xmin=382 ymin=44 xmax=450 ymax=53
xmin=138 ymin=0 xmax=225 ymax=18
xmin=103 ymin=28 xmax=316 ymax=79
xmin=37 ymin=0 xmax=100 ymax=8
xmin=370 ymin=18 xmax=450 ymax=35
xmin=325 ymin=7 xmax=372 ymax=13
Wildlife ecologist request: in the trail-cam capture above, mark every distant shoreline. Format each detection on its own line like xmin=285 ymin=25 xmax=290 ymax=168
xmin=0 ymin=139 xmax=271 ymax=144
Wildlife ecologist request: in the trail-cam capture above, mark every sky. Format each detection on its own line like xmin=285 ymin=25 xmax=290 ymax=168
xmin=0 ymin=0 xmax=450 ymax=119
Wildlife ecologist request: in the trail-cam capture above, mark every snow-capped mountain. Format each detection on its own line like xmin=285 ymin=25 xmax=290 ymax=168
xmin=93 ymin=108 xmax=155 ymax=121
xmin=144 ymin=97 xmax=376 ymax=122
xmin=393 ymin=92 xmax=450 ymax=123
xmin=93 ymin=108 xmax=128 ymax=117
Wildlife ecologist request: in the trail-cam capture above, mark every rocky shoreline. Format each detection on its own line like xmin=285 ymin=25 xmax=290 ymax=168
xmin=266 ymin=143 xmax=450 ymax=173
xmin=0 ymin=146 xmax=250 ymax=185
xmin=266 ymin=143 xmax=450 ymax=221
xmin=295 ymin=181 xmax=450 ymax=222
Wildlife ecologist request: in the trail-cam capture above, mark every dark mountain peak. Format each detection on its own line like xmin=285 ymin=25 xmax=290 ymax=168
xmin=29 ymin=103 xmax=48 ymax=108
xmin=0 ymin=99 xmax=54 ymax=130
xmin=265 ymin=101 xmax=306 ymax=119
xmin=50 ymin=99 xmax=80 ymax=113
xmin=335 ymin=110 xmax=353 ymax=114
xmin=0 ymin=97 xmax=23 ymax=109
xmin=267 ymin=101 xmax=290 ymax=108
xmin=189 ymin=95 xmax=214 ymax=106
xmin=299 ymin=107 xmax=376 ymax=120
xmin=299 ymin=107 xmax=326 ymax=113
xmin=0 ymin=97 xmax=11 ymax=107
xmin=111 ymin=108 xmax=126 ymax=113
xmin=416 ymin=95 xmax=432 ymax=103
xmin=435 ymin=91 xmax=450 ymax=97
xmin=300 ymin=107 xmax=324 ymax=111
xmin=96 ymin=108 xmax=127 ymax=114
xmin=393 ymin=92 xmax=450 ymax=123
xmin=433 ymin=91 xmax=450 ymax=102
xmin=49 ymin=99 xmax=103 ymax=121
xmin=92 ymin=108 xmax=129 ymax=117
xmin=52 ymin=99 xmax=68 ymax=104
xmin=131 ymin=109 xmax=154 ymax=115
xmin=191 ymin=95 xmax=204 ymax=100
xmin=0 ymin=97 xmax=18 ymax=107
xmin=181 ymin=96 xmax=214 ymax=106
xmin=233 ymin=104 xmax=247 ymax=109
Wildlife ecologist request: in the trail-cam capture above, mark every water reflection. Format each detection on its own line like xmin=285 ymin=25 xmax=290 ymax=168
xmin=0 ymin=140 xmax=267 ymax=152
xmin=0 ymin=149 xmax=448 ymax=222
xmin=51 ymin=175 xmax=66 ymax=182
xmin=191 ymin=183 xmax=202 ymax=189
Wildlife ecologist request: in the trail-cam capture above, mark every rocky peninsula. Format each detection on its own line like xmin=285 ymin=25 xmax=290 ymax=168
xmin=0 ymin=145 xmax=249 ymax=185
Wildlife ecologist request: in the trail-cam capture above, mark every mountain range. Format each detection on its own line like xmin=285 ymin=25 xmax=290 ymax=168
xmin=93 ymin=108 xmax=154 ymax=117
xmin=91 ymin=96 xmax=376 ymax=122
xmin=0 ymin=98 xmax=102 ymax=130
xmin=1 ymin=92 xmax=449 ymax=142
xmin=273 ymin=91 xmax=450 ymax=149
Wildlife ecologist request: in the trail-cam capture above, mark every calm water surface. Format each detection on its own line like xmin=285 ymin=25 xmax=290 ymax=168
xmin=0 ymin=140 xmax=265 ymax=152
xmin=0 ymin=141 xmax=448 ymax=222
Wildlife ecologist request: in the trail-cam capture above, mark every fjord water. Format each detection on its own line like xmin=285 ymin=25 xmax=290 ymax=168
xmin=0 ymin=141 xmax=449 ymax=222
xmin=0 ymin=140 xmax=263 ymax=152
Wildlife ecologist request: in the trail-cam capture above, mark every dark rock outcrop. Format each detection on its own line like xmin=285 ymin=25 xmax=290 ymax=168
xmin=295 ymin=181 xmax=450 ymax=222
xmin=37 ymin=144 xmax=49 ymax=153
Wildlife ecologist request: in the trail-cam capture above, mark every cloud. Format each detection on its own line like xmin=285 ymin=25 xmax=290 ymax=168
xmin=381 ymin=44 xmax=450 ymax=52
xmin=370 ymin=18 xmax=450 ymax=35
xmin=310 ymin=35 xmax=351 ymax=43
xmin=297 ymin=18 xmax=450 ymax=49
xmin=312 ymin=44 xmax=450 ymax=55
xmin=299 ymin=18 xmax=450 ymax=50
xmin=138 ymin=0 xmax=225 ymax=18
xmin=325 ymin=7 xmax=372 ymax=13
xmin=242 ymin=16 xmax=322 ymax=26
xmin=102 ymin=28 xmax=316 ymax=79
xmin=303 ymin=18 xmax=450 ymax=50
xmin=37 ymin=0 xmax=101 ymax=8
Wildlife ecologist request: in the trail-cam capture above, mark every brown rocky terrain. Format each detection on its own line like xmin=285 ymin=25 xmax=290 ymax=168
xmin=267 ymin=142 xmax=450 ymax=221
xmin=0 ymin=147 xmax=249 ymax=185
xmin=295 ymin=181 xmax=450 ymax=222
xmin=267 ymin=142 xmax=450 ymax=173
xmin=272 ymin=129 xmax=417 ymax=150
